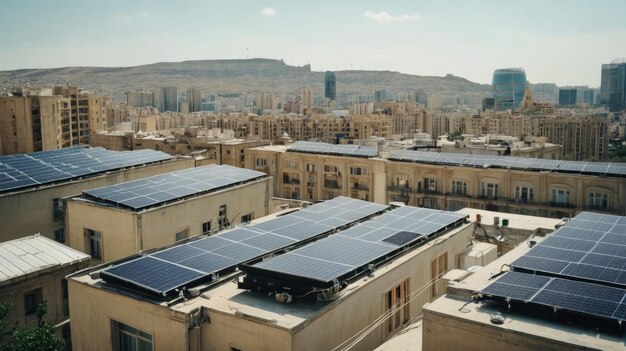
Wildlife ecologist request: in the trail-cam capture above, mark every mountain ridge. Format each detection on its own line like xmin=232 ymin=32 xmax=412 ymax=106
xmin=0 ymin=58 xmax=490 ymax=97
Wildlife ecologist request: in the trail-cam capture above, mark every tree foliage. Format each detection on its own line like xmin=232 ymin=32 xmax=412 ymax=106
xmin=0 ymin=301 xmax=65 ymax=351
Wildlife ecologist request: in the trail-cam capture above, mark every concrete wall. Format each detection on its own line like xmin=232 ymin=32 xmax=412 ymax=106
xmin=422 ymin=307 xmax=592 ymax=351
xmin=201 ymin=310 xmax=292 ymax=351
xmin=69 ymin=278 xmax=188 ymax=351
xmin=1 ymin=263 xmax=88 ymax=330
xmin=66 ymin=177 xmax=271 ymax=262
xmin=0 ymin=158 xmax=195 ymax=243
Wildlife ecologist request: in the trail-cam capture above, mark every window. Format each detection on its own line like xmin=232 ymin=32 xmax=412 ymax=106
xmin=451 ymin=180 xmax=467 ymax=195
xmin=424 ymin=178 xmax=437 ymax=192
xmin=394 ymin=176 xmax=409 ymax=188
xmin=284 ymin=160 xmax=299 ymax=169
xmin=431 ymin=252 xmax=448 ymax=298
xmin=53 ymin=198 xmax=64 ymax=220
xmin=24 ymin=288 xmax=43 ymax=316
xmin=54 ymin=228 xmax=65 ymax=243
xmin=175 ymin=229 xmax=188 ymax=242
xmin=589 ymin=192 xmax=609 ymax=208
xmin=255 ymin=158 xmax=267 ymax=167
xmin=218 ymin=204 xmax=229 ymax=230
xmin=515 ymin=186 xmax=534 ymax=202
xmin=62 ymin=279 xmax=69 ymax=317
xmin=384 ymin=279 xmax=410 ymax=338
xmin=481 ymin=182 xmax=499 ymax=200
xmin=241 ymin=214 xmax=253 ymax=223
xmin=306 ymin=163 xmax=316 ymax=172
xmin=202 ymin=221 xmax=212 ymax=234
xmin=85 ymin=229 xmax=102 ymax=260
xmin=113 ymin=320 xmax=153 ymax=351
xmin=551 ymin=188 xmax=571 ymax=205
xmin=323 ymin=164 xmax=339 ymax=174
xmin=350 ymin=167 xmax=368 ymax=176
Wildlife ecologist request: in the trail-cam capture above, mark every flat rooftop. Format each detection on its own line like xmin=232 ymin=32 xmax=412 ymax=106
xmin=456 ymin=207 xmax=561 ymax=232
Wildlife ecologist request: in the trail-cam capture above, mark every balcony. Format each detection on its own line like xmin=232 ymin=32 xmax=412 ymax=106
xmin=324 ymin=180 xmax=341 ymax=189
xmin=388 ymin=185 xmax=411 ymax=193
xmin=478 ymin=195 xmax=500 ymax=201
xmin=508 ymin=198 xmax=538 ymax=206
xmin=549 ymin=201 xmax=576 ymax=208
xmin=282 ymin=178 xmax=300 ymax=185
xmin=351 ymin=184 xmax=369 ymax=191
xmin=447 ymin=192 xmax=472 ymax=199
xmin=421 ymin=189 xmax=441 ymax=195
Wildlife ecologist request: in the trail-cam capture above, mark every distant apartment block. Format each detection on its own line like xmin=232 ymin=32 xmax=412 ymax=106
xmin=247 ymin=141 xmax=626 ymax=219
xmin=53 ymin=85 xmax=108 ymax=145
xmin=0 ymin=93 xmax=71 ymax=155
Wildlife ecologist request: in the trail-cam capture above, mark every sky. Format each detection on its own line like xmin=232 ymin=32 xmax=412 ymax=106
xmin=0 ymin=0 xmax=625 ymax=87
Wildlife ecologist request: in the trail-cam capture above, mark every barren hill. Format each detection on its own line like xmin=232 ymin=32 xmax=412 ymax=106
xmin=0 ymin=58 xmax=490 ymax=97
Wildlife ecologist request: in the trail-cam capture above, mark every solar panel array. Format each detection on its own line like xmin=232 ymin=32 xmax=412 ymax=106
xmin=389 ymin=150 xmax=626 ymax=177
xmin=288 ymin=141 xmax=379 ymax=158
xmin=83 ymin=165 xmax=266 ymax=211
xmin=242 ymin=206 xmax=467 ymax=287
xmin=481 ymin=271 xmax=626 ymax=321
xmin=99 ymin=197 xmax=388 ymax=297
xmin=480 ymin=212 xmax=626 ymax=323
xmin=0 ymin=146 xmax=172 ymax=193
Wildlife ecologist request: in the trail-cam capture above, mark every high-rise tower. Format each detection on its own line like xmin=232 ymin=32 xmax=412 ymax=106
xmin=600 ymin=58 xmax=626 ymax=112
xmin=325 ymin=71 xmax=336 ymax=100
xmin=492 ymin=68 xmax=527 ymax=111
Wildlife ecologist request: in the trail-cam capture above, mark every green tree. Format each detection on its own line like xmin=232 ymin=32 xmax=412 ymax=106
xmin=0 ymin=301 xmax=65 ymax=351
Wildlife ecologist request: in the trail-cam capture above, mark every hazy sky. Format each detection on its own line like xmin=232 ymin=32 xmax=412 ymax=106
xmin=1 ymin=0 xmax=625 ymax=86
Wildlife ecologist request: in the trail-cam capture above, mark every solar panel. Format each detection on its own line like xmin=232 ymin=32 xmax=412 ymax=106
xmin=509 ymin=212 xmax=626 ymax=288
xmin=99 ymin=197 xmax=389 ymax=297
xmin=388 ymin=150 xmax=626 ymax=178
xmin=481 ymin=271 xmax=626 ymax=322
xmin=288 ymin=141 xmax=378 ymax=158
xmin=83 ymin=165 xmax=267 ymax=210
xmin=239 ymin=206 xmax=467 ymax=294
xmin=0 ymin=146 xmax=171 ymax=193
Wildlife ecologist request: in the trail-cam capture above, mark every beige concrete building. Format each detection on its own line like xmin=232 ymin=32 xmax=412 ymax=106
xmin=0 ymin=234 xmax=89 ymax=342
xmin=68 ymin=200 xmax=474 ymax=351
xmin=246 ymin=141 xmax=626 ymax=219
xmin=0 ymin=147 xmax=193 ymax=244
xmin=0 ymin=94 xmax=71 ymax=155
xmin=246 ymin=142 xmax=388 ymax=203
xmin=65 ymin=165 xmax=271 ymax=264
xmin=422 ymin=211 xmax=626 ymax=351
xmin=53 ymin=85 xmax=108 ymax=145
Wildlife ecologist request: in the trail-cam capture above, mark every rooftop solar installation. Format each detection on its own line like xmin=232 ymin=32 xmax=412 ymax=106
xmin=0 ymin=146 xmax=172 ymax=193
xmin=99 ymin=197 xmax=389 ymax=297
xmin=481 ymin=271 xmax=626 ymax=322
xmin=288 ymin=141 xmax=379 ymax=158
xmin=239 ymin=206 xmax=467 ymax=296
xmin=83 ymin=165 xmax=267 ymax=211
xmin=389 ymin=150 xmax=626 ymax=177
xmin=480 ymin=212 xmax=626 ymax=324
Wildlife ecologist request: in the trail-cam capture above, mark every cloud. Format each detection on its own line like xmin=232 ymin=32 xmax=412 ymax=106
xmin=138 ymin=11 xmax=150 ymax=19
xmin=364 ymin=10 xmax=420 ymax=23
xmin=260 ymin=8 xmax=277 ymax=17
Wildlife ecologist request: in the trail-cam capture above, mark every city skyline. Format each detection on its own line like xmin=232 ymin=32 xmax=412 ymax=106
xmin=1 ymin=1 xmax=625 ymax=87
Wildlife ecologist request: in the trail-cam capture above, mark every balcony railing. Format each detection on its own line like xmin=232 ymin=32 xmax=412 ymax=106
xmin=508 ymin=198 xmax=538 ymax=205
xmin=282 ymin=178 xmax=300 ymax=185
xmin=324 ymin=181 xmax=341 ymax=189
xmin=388 ymin=186 xmax=411 ymax=192
xmin=447 ymin=192 xmax=472 ymax=199
xmin=549 ymin=201 xmax=576 ymax=208
xmin=351 ymin=184 xmax=369 ymax=191
xmin=421 ymin=189 xmax=441 ymax=195
xmin=478 ymin=195 xmax=499 ymax=201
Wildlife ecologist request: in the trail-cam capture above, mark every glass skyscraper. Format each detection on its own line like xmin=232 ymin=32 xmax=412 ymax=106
xmin=600 ymin=58 xmax=626 ymax=112
xmin=325 ymin=71 xmax=336 ymax=100
xmin=492 ymin=68 xmax=527 ymax=111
